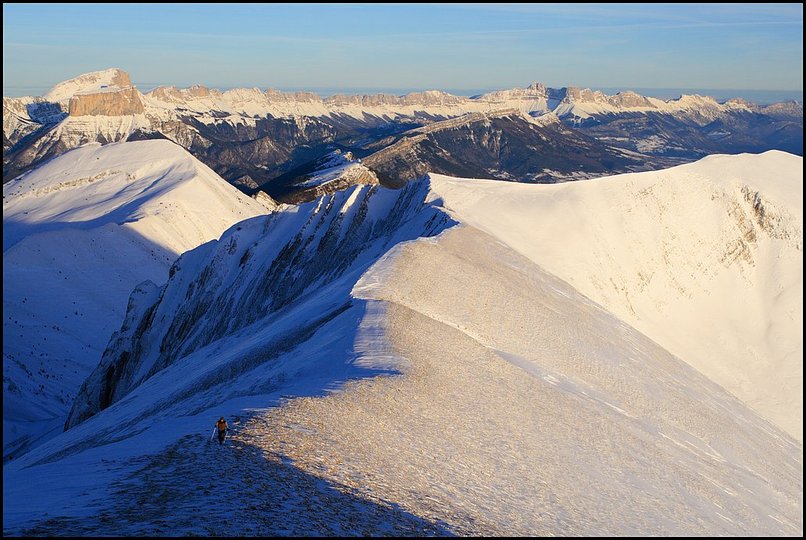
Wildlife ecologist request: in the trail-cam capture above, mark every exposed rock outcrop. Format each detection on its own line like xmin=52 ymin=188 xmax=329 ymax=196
xmin=251 ymin=190 xmax=281 ymax=211
xmin=64 ymin=180 xmax=455 ymax=428
xmin=559 ymin=86 xmax=609 ymax=104
xmin=232 ymin=174 xmax=260 ymax=191
xmin=68 ymin=86 xmax=145 ymax=116
xmin=608 ymin=91 xmax=655 ymax=108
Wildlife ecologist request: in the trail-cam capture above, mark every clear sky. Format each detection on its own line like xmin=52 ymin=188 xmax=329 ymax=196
xmin=2 ymin=3 xmax=803 ymax=97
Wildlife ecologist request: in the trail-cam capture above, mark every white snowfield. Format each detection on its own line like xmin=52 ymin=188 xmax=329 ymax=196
xmin=428 ymin=151 xmax=803 ymax=441
xmin=2 ymin=152 xmax=802 ymax=536
xmin=2 ymin=140 xmax=269 ymax=459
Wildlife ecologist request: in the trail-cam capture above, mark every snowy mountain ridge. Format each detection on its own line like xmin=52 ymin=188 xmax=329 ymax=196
xmin=62 ymin=149 xmax=803 ymax=443
xmin=4 ymin=150 xmax=801 ymax=536
xmin=141 ymin=79 xmax=751 ymax=121
xmin=12 ymin=68 xmax=746 ymax=141
xmin=65 ymin=179 xmax=454 ymax=428
xmin=3 ymin=140 xmax=269 ymax=459
xmin=429 ymin=150 xmax=803 ymax=441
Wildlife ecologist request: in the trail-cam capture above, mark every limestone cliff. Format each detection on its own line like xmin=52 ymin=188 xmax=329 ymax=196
xmin=68 ymin=86 xmax=145 ymax=116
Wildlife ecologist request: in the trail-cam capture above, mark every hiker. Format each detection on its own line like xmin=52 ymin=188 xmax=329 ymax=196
xmin=215 ymin=416 xmax=228 ymax=445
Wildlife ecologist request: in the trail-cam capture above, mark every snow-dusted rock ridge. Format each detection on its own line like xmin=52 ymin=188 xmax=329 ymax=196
xmin=66 ymin=150 xmax=803 ymax=442
xmin=65 ymin=180 xmax=455 ymax=428
xmin=44 ymin=68 xmax=134 ymax=105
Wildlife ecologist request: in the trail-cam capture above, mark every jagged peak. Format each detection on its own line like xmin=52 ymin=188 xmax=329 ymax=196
xmin=147 ymin=85 xmax=179 ymax=100
xmin=607 ymin=90 xmax=655 ymax=108
xmin=187 ymin=84 xmax=214 ymax=98
xmin=526 ymin=81 xmax=547 ymax=94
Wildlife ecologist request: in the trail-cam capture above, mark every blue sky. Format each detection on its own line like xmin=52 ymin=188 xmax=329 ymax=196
xmin=2 ymin=3 xmax=803 ymax=96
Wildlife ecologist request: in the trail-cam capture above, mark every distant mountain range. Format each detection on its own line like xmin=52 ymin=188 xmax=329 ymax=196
xmin=4 ymin=68 xmax=802 ymax=202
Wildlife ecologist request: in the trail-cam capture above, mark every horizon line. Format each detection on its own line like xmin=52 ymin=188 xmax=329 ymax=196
xmin=3 ymin=83 xmax=803 ymax=98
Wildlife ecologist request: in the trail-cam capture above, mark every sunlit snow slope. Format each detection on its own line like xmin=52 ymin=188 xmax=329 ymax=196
xmin=2 ymin=152 xmax=801 ymax=536
xmin=2 ymin=140 xmax=268 ymax=459
xmin=430 ymin=150 xmax=803 ymax=440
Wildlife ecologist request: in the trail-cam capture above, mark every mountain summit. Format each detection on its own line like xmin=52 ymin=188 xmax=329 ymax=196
xmin=44 ymin=67 xmax=134 ymax=103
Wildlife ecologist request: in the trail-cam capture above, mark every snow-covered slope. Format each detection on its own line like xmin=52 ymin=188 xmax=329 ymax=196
xmin=268 ymin=225 xmax=802 ymax=535
xmin=429 ymin=151 xmax=803 ymax=441
xmin=44 ymin=68 xmax=133 ymax=106
xmin=3 ymin=153 xmax=801 ymax=536
xmin=2 ymin=139 xmax=268 ymax=459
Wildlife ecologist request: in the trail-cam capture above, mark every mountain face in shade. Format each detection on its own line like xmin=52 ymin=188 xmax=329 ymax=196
xmin=2 ymin=139 xmax=269 ymax=460
xmin=362 ymin=110 xmax=646 ymax=186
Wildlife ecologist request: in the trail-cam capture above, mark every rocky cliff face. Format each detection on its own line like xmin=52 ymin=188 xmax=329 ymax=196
xmin=65 ymin=180 xmax=455 ymax=428
xmin=4 ymin=69 xmax=152 ymax=180
xmin=68 ymin=86 xmax=145 ymax=116
xmin=559 ymin=86 xmax=609 ymax=104
xmin=325 ymin=90 xmax=465 ymax=108
xmin=608 ymin=91 xmax=655 ymax=108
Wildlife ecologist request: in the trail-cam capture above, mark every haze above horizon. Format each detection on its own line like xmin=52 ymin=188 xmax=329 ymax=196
xmin=3 ymin=3 xmax=803 ymax=100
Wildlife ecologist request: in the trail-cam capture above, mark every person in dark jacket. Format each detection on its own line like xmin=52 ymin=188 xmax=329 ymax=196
xmin=215 ymin=417 xmax=228 ymax=445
